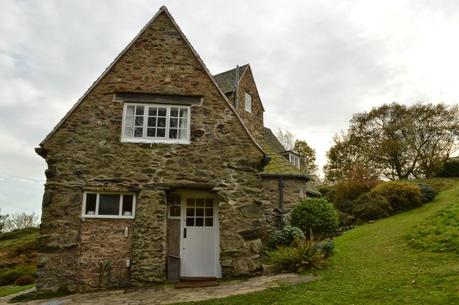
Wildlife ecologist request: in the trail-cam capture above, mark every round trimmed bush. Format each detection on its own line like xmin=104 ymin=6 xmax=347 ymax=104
xmin=371 ymin=181 xmax=422 ymax=213
xmin=291 ymin=198 xmax=339 ymax=237
xmin=417 ymin=183 xmax=438 ymax=203
xmin=352 ymin=192 xmax=392 ymax=221
xmin=267 ymin=225 xmax=305 ymax=249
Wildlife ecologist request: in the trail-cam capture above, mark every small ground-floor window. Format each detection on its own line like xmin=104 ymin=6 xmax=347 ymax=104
xmin=82 ymin=192 xmax=136 ymax=219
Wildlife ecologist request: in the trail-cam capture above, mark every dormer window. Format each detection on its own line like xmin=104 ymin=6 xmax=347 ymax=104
xmin=289 ymin=153 xmax=301 ymax=169
xmin=121 ymin=103 xmax=190 ymax=144
xmin=244 ymin=92 xmax=252 ymax=113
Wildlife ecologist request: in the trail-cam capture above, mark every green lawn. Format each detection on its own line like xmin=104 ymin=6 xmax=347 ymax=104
xmin=183 ymin=180 xmax=459 ymax=305
xmin=0 ymin=284 xmax=34 ymax=297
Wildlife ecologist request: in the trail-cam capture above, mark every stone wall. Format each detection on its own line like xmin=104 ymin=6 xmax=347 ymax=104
xmin=261 ymin=177 xmax=308 ymax=233
xmin=37 ymin=11 xmax=266 ymax=292
xmin=79 ymin=219 xmax=133 ymax=290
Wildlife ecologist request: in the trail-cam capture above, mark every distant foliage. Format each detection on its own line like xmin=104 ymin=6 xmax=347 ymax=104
xmin=291 ymin=198 xmax=339 ymax=237
xmin=266 ymin=226 xmax=305 ymax=249
xmin=334 ymin=180 xmax=378 ymax=213
xmin=371 ymin=181 xmax=422 ymax=213
xmin=352 ymin=192 xmax=392 ymax=221
xmin=3 ymin=213 xmax=39 ymax=232
xmin=437 ymin=158 xmax=459 ymax=177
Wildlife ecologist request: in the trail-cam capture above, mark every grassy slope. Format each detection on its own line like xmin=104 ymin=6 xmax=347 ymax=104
xmin=0 ymin=284 xmax=34 ymax=297
xmin=185 ymin=180 xmax=459 ymax=305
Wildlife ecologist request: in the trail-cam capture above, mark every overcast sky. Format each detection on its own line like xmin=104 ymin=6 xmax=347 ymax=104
xmin=1 ymin=0 xmax=459 ymax=216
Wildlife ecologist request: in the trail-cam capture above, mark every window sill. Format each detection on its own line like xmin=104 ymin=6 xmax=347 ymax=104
xmin=121 ymin=138 xmax=190 ymax=145
xmin=82 ymin=215 xmax=135 ymax=220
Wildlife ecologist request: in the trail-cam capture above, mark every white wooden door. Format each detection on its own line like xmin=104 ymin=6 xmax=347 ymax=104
xmin=180 ymin=196 xmax=219 ymax=278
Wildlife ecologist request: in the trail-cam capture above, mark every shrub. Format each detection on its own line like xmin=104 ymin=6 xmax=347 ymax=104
xmin=417 ymin=183 xmax=438 ymax=203
xmin=352 ymin=192 xmax=392 ymax=221
xmin=334 ymin=181 xmax=374 ymax=213
xmin=371 ymin=181 xmax=422 ymax=213
xmin=291 ymin=198 xmax=339 ymax=237
xmin=0 ymin=264 xmax=36 ymax=286
xmin=437 ymin=158 xmax=459 ymax=177
xmin=266 ymin=225 xmax=305 ymax=249
xmin=14 ymin=275 xmax=35 ymax=286
xmin=338 ymin=211 xmax=355 ymax=227
xmin=268 ymin=239 xmax=325 ymax=272
xmin=315 ymin=239 xmax=335 ymax=258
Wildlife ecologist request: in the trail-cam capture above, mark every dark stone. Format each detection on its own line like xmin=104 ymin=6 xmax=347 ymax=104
xmin=238 ymin=229 xmax=261 ymax=241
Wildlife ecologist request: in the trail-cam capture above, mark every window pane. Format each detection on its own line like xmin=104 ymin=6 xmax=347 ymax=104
xmin=196 ymin=218 xmax=204 ymax=227
xmin=196 ymin=199 xmax=204 ymax=207
xmin=169 ymin=129 xmax=178 ymax=139
xmin=157 ymin=128 xmax=165 ymax=137
xmin=122 ymin=195 xmax=133 ymax=216
xmin=180 ymin=108 xmax=188 ymax=118
xmin=157 ymin=118 xmax=166 ymax=127
xmin=178 ymin=129 xmax=187 ymax=140
xmin=187 ymin=199 xmax=195 ymax=206
xmin=158 ymin=108 xmax=167 ymax=116
xmin=135 ymin=116 xmax=144 ymax=126
xmin=147 ymin=117 xmax=156 ymax=127
xmin=147 ymin=128 xmax=156 ymax=137
xmin=134 ymin=127 xmax=143 ymax=137
xmin=186 ymin=208 xmax=194 ymax=217
xmin=205 ymin=199 xmax=213 ymax=207
xmin=125 ymin=115 xmax=134 ymax=127
xmin=126 ymin=105 xmax=135 ymax=116
xmin=186 ymin=218 xmax=194 ymax=226
xmin=170 ymin=118 xmax=178 ymax=128
xmin=98 ymin=194 xmax=120 ymax=215
xmin=148 ymin=107 xmax=157 ymax=116
xmin=205 ymin=208 xmax=213 ymax=217
xmin=85 ymin=193 xmax=97 ymax=215
xmin=170 ymin=206 xmax=181 ymax=217
xmin=196 ymin=207 xmax=204 ymax=217
xmin=179 ymin=118 xmax=187 ymax=129
xmin=171 ymin=108 xmax=179 ymax=117
xmin=124 ymin=126 xmax=134 ymax=138
xmin=205 ymin=218 xmax=213 ymax=226
xmin=135 ymin=106 xmax=144 ymax=115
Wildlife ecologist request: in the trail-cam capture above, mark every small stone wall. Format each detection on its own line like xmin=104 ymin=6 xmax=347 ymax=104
xmin=79 ymin=219 xmax=133 ymax=291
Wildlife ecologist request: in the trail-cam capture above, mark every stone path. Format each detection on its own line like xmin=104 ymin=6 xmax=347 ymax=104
xmin=1 ymin=274 xmax=316 ymax=305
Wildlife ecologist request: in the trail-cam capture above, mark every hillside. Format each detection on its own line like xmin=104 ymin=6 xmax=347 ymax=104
xmin=187 ymin=179 xmax=459 ymax=305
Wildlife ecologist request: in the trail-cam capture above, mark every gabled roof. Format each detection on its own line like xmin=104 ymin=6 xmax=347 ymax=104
xmin=213 ymin=65 xmax=249 ymax=94
xmin=39 ymin=6 xmax=264 ymax=155
xmin=262 ymin=127 xmax=309 ymax=180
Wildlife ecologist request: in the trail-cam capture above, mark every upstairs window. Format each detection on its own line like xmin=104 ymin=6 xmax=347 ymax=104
xmin=82 ymin=192 xmax=135 ymax=219
xmin=289 ymin=153 xmax=301 ymax=169
xmin=244 ymin=92 xmax=252 ymax=113
xmin=122 ymin=103 xmax=190 ymax=144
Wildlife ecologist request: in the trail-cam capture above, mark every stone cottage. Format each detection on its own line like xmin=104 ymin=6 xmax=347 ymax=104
xmin=35 ymin=6 xmax=310 ymax=292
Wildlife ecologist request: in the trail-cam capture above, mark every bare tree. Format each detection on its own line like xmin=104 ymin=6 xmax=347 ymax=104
xmin=3 ymin=212 xmax=39 ymax=231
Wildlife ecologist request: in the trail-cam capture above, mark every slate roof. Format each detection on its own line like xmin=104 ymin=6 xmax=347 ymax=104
xmin=213 ymin=65 xmax=249 ymax=94
xmin=262 ymin=128 xmax=309 ymax=180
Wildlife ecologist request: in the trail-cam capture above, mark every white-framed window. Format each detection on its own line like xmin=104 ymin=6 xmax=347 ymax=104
xmin=289 ymin=153 xmax=301 ymax=169
xmin=82 ymin=192 xmax=136 ymax=219
xmin=121 ymin=103 xmax=190 ymax=144
xmin=244 ymin=92 xmax=252 ymax=113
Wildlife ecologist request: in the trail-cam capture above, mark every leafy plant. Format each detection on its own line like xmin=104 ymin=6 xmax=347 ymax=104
xmin=268 ymin=238 xmax=325 ymax=272
xmin=416 ymin=183 xmax=438 ymax=203
xmin=315 ymin=239 xmax=335 ymax=258
xmin=266 ymin=226 xmax=305 ymax=249
xmin=291 ymin=198 xmax=339 ymax=237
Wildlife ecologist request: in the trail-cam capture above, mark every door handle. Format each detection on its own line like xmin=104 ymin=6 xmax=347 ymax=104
xmin=184 ymin=227 xmax=187 ymax=238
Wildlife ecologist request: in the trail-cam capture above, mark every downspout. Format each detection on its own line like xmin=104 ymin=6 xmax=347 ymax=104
xmin=278 ymin=176 xmax=285 ymax=230
xmin=234 ymin=65 xmax=239 ymax=109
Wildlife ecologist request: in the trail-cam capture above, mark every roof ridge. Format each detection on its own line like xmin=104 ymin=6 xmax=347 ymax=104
xmin=213 ymin=64 xmax=249 ymax=77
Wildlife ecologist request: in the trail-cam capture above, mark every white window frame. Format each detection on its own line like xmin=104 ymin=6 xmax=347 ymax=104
xmin=81 ymin=192 xmax=136 ymax=219
xmin=289 ymin=153 xmax=301 ymax=169
xmin=244 ymin=92 xmax=252 ymax=113
xmin=121 ymin=103 xmax=191 ymax=144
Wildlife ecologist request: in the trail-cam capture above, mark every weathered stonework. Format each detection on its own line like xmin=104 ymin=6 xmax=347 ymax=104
xmin=261 ymin=177 xmax=308 ymax=233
